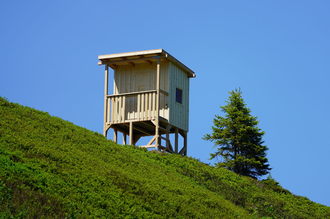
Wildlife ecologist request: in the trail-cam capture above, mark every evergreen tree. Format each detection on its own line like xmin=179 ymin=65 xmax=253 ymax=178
xmin=203 ymin=88 xmax=271 ymax=178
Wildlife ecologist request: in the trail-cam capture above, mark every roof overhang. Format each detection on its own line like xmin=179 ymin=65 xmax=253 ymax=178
xmin=98 ymin=49 xmax=196 ymax=78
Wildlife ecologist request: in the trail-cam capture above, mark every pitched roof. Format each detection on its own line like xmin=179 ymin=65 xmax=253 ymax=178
xmin=98 ymin=49 xmax=196 ymax=78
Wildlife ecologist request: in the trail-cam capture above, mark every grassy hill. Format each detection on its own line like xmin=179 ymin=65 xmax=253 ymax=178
xmin=0 ymin=96 xmax=329 ymax=218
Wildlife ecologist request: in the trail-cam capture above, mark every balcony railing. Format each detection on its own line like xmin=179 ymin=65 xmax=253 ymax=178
xmin=106 ymin=90 xmax=158 ymax=124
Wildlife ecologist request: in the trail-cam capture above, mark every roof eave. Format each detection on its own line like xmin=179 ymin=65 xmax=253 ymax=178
xmin=98 ymin=49 xmax=196 ymax=78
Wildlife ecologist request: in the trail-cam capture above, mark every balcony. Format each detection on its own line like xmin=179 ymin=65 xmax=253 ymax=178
xmin=105 ymin=90 xmax=168 ymax=125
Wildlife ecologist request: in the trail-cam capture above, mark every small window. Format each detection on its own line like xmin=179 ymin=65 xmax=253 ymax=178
xmin=176 ymin=88 xmax=182 ymax=104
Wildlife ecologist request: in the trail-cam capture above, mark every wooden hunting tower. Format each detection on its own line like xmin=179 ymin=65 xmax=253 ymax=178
xmin=98 ymin=49 xmax=195 ymax=155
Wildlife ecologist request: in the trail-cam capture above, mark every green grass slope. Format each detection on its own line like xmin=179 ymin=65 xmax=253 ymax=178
xmin=0 ymin=96 xmax=329 ymax=218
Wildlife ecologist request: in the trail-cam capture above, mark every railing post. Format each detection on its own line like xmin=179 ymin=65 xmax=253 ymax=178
xmin=122 ymin=96 xmax=126 ymax=122
xmin=118 ymin=96 xmax=122 ymax=123
xmin=137 ymin=94 xmax=141 ymax=121
xmin=152 ymin=92 xmax=156 ymax=120
xmin=113 ymin=97 xmax=117 ymax=123
xmin=111 ymin=97 xmax=114 ymax=124
xmin=107 ymin=98 xmax=110 ymax=124
xmin=148 ymin=93 xmax=152 ymax=120
xmin=144 ymin=93 xmax=148 ymax=120
xmin=141 ymin=94 xmax=145 ymax=120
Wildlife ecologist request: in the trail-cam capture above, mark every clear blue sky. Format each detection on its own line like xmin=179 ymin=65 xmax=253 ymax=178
xmin=1 ymin=0 xmax=329 ymax=207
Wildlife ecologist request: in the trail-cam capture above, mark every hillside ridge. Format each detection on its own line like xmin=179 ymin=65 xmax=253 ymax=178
xmin=1 ymin=96 xmax=329 ymax=218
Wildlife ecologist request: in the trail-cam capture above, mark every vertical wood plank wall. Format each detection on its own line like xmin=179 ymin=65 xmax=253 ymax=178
xmin=169 ymin=63 xmax=190 ymax=132
xmin=113 ymin=62 xmax=169 ymax=121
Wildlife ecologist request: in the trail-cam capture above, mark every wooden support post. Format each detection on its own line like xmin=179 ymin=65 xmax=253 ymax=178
xmin=184 ymin=131 xmax=187 ymax=156
xmin=166 ymin=124 xmax=170 ymax=149
xmin=129 ymin=122 xmax=133 ymax=145
xmin=155 ymin=57 xmax=161 ymax=150
xmin=123 ymin=133 xmax=127 ymax=145
xmin=103 ymin=64 xmax=109 ymax=137
xmin=157 ymin=135 xmax=162 ymax=151
xmin=114 ymin=129 xmax=117 ymax=143
xmin=175 ymin=127 xmax=178 ymax=153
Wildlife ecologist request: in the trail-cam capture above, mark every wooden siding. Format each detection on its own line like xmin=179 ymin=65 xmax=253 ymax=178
xmin=113 ymin=62 xmax=169 ymax=121
xmin=168 ymin=63 xmax=190 ymax=132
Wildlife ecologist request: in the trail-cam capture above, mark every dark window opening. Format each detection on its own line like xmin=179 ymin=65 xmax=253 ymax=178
xmin=176 ymin=88 xmax=182 ymax=104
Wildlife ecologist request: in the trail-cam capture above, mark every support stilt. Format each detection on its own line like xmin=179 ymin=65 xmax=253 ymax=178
xmin=184 ymin=131 xmax=187 ymax=156
xmin=123 ymin=133 xmax=127 ymax=145
xmin=166 ymin=124 xmax=170 ymax=150
xmin=114 ymin=129 xmax=117 ymax=143
xmin=175 ymin=127 xmax=178 ymax=153
xmin=129 ymin=122 xmax=133 ymax=145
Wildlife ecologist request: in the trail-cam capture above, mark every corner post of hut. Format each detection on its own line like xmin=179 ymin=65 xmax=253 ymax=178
xmin=103 ymin=63 xmax=109 ymax=136
xmin=155 ymin=56 xmax=161 ymax=150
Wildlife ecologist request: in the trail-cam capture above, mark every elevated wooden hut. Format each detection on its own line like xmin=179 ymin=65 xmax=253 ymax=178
xmin=98 ymin=49 xmax=195 ymax=155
